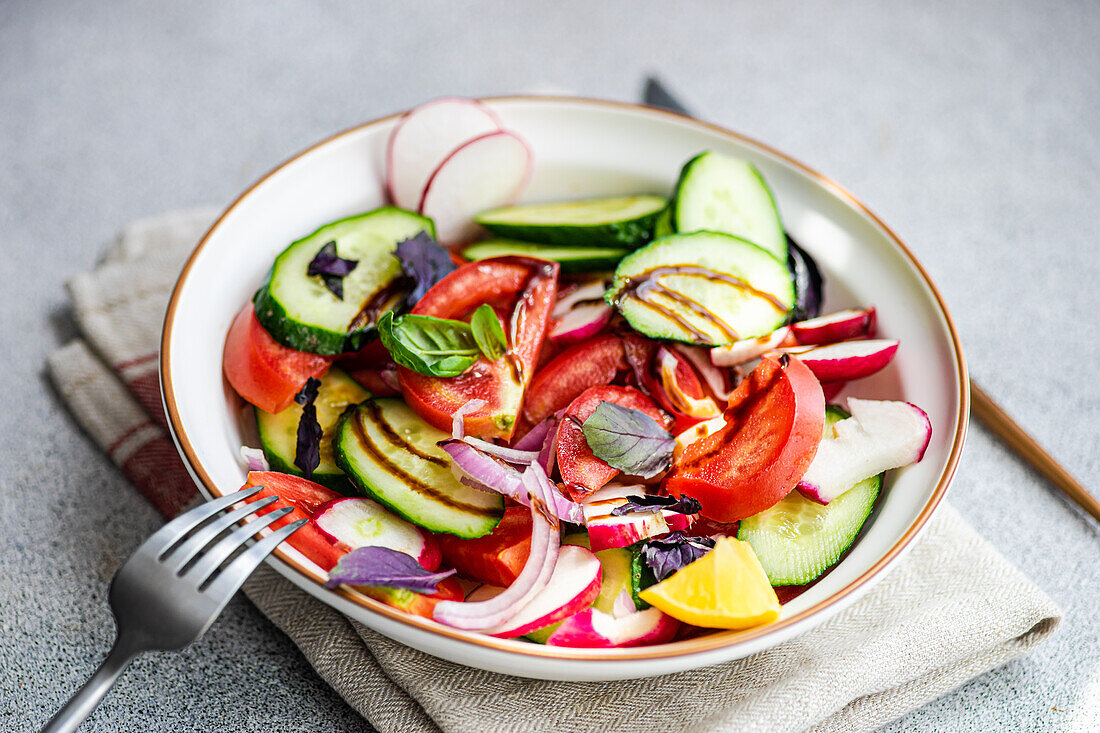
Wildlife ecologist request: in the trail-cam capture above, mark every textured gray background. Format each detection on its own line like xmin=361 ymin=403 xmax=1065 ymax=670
xmin=2 ymin=0 xmax=1099 ymax=730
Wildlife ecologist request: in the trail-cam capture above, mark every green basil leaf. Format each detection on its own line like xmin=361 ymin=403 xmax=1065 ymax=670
xmin=581 ymin=400 xmax=674 ymax=478
xmin=377 ymin=311 xmax=480 ymax=378
xmin=470 ymin=304 xmax=508 ymax=361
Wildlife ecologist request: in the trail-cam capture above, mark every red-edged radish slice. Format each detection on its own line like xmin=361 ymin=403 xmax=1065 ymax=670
xmin=313 ymin=497 xmax=442 ymax=571
xmin=549 ymin=302 xmax=613 ymax=343
xmin=791 ymin=307 xmax=876 ymax=345
xmin=385 ymin=97 xmax=502 ymax=210
xmin=780 ymin=338 xmax=899 ymax=382
xmin=552 ymin=279 xmax=609 ymax=318
xmin=485 ymin=545 xmax=602 ymax=638
xmin=582 ymin=484 xmax=696 ymax=552
xmin=798 ymin=398 xmax=932 ymax=504
xmin=711 ymin=326 xmax=793 ymax=367
xmin=419 ymin=130 xmax=532 ymax=243
xmin=546 ymin=606 xmax=680 ymax=648
xmin=821 ymin=381 xmax=847 ymax=401
xmin=673 ymin=344 xmax=735 ymax=401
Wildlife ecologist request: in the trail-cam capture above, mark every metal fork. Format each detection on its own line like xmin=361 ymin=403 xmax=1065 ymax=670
xmin=42 ymin=485 xmax=306 ymax=733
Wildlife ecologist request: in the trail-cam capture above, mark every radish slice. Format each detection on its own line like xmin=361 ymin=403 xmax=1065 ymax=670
xmin=552 ymin=279 xmax=609 ymax=319
xmin=822 ymin=381 xmax=847 ymax=401
xmin=385 ymin=97 xmax=502 ymax=210
xmin=791 ymin=307 xmax=876 ymax=345
xmin=549 ymin=302 xmax=613 ymax=343
xmin=419 ymin=130 xmax=532 ymax=243
xmin=546 ymin=607 xmax=680 ymax=648
xmin=582 ymin=483 xmax=696 ymax=552
xmin=798 ymin=398 xmax=932 ymax=504
xmin=432 ymin=464 xmax=561 ymax=630
xmin=485 ymin=545 xmax=602 ymax=638
xmin=313 ymin=497 xmax=442 ymax=571
xmin=779 ymin=339 xmax=899 ymax=382
xmin=710 ymin=326 xmax=792 ymax=367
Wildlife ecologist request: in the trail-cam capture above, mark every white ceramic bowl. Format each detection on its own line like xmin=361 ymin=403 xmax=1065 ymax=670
xmin=161 ymin=96 xmax=968 ymax=681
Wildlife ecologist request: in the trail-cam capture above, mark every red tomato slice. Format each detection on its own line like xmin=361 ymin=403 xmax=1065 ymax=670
xmin=436 ymin=505 xmax=532 ymax=586
xmin=522 ymin=334 xmax=628 ymax=427
xmin=398 ymin=257 xmax=559 ymax=441
xmin=665 ymin=355 xmax=825 ymax=522
xmin=557 ymin=385 xmax=671 ymax=500
xmin=646 ymin=346 xmax=722 ymax=434
xmin=223 ymin=303 xmax=332 ymax=413
xmin=358 ymin=575 xmax=465 ymax=619
xmin=242 ymin=471 xmax=346 ymax=571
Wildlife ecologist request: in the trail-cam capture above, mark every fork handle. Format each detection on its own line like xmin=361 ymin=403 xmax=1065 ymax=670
xmin=41 ymin=641 xmax=136 ymax=733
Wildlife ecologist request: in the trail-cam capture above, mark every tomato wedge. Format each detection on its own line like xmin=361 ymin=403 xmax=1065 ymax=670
xmin=665 ymin=355 xmax=824 ymax=522
xmin=224 ymin=303 xmax=332 ymax=413
xmin=436 ymin=505 xmax=532 ymax=586
xmin=398 ymin=257 xmax=559 ymax=441
xmin=242 ymin=471 xmax=346 ymax=571
xmin=523 ymin=334 xmax=628 ymax=427
xmin=557 ymin=385 xmax=672 ymax=500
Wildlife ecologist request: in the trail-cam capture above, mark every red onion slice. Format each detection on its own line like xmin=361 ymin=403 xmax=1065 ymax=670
xmin=461 ymin=436 xmax=540 ymax=464
xmin=452 ymin=398 xmax=487 ymax=439
xmin=433 ymin=464 xmax=561 ymax=630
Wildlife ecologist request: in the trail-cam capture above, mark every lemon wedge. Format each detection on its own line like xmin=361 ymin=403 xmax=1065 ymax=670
xmin=638 ymin=537 xmax=780 ymax=629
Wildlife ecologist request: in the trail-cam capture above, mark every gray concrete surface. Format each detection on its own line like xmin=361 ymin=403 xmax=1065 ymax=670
xmin=2 ymin=0 xmax=1099 ymax=730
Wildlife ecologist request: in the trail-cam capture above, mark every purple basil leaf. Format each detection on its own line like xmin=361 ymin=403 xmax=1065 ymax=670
xmin=581 ymin=400 xmax=674 ymax=478
xmin=325 ymin=546 xmax=457 ymax=592
xmin=308 ymin=240 xmax=359 ymax=300
xmin=611 ymin=493 xmax=702 ymax=517
xmin=395 ymin=231 xmax=456 ymax=308
xmin=293 ymin=377 xmax=322 ymax=478
xmin=640 ymin=532 xmax=716 ymax=582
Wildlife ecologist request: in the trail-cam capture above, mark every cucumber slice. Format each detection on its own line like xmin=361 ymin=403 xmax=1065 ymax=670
xmin=629 ymin=549 xmax=656 ymax=610
xmin=606 ymin=231 xmax=794 ymax=345
xmin=333 ymin=398 xmax=503 ymax=538
xmin=738 ymin=405 xmax=882 ymax=585
xmin=672 ymin=152 xmax=787 ymax=261
xmin=652 ymin=206 xmax=675 ymax=238
xmin=460 ymin=239 xmax=628 ymax=273
xmin=475 ymin=195 xmax=667 ymax=247
xmin=253 ymin=207 xmax=436 ymax=355
xmin=255 ymin=368 xmax=370 ymax=491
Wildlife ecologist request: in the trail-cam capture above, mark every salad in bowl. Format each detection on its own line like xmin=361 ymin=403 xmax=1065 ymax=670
xmin=216 ymin=97 xmax=935 ymax=650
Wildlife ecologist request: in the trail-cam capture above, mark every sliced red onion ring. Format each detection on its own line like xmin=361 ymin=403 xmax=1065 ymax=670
xmin=673 ymin=343 xmax=734 ymax=401
xmin=380 ymin=368 xmax=400 ymax=392
xmin=240 ymin=446 xmax=269 ymax=472
xmin=512 ymin=415 xmax=555 ymax=452
xmin=452 ymin=398 xmax=487 ymax=439
xmin=461 ymin=436 xmax=540 ymax=464
xmin=433 ymin=464 xmax=561 ymax=630
xmin=439 ymin=438 xmax=583 ymax=523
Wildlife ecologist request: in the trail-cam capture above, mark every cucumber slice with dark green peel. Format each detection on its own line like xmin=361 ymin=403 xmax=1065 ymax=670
xmin=672 ymin=152 xmax=787 ymax=261
xmin=253 ymin=207 xmax=435 ymax=355
xmin=629 ymin=549 xmax=656 ymax=610
xmin=333 ymin=398 xmax=503 ymax=538
xmin=652 ymin=206 xmax=675 ymax=238
xmin=738 ymin=405 xmax=882 ymax=586
xmin=475 ymin=195 xmax=667 ymax=247
xmin=606 ymin=231 xmax=794 ymax=345
xmin=460 ymin=239 xmax=628 ymax=273
xmin=255 ymin=368 xmax=370 ymax=491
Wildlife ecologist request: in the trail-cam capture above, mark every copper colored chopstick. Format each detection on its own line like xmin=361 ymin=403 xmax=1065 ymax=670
xmin=970 ymin=380 xmax=1100 ymax=523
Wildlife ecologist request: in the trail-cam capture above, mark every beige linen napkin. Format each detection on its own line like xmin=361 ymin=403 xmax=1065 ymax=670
xmin=47 ymin=210 xmax=1062 ymax=733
